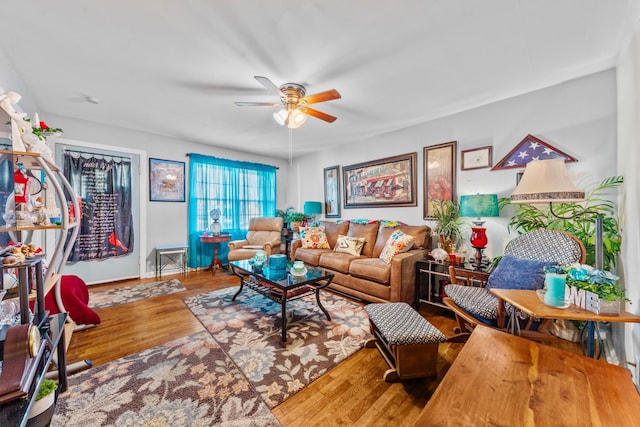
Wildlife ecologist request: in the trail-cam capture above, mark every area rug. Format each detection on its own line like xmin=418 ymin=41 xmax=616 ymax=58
xmin=89 ymin=278 xmax=186 ymax=309
xmin=183 ymin=287 xmax=372 ymax=408
xmin=51 ymin=331 xmax=281 ymax=427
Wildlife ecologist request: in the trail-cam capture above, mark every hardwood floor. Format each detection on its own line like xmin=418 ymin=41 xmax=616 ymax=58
xmin=65 ymin=269 xmax=580 ymax=426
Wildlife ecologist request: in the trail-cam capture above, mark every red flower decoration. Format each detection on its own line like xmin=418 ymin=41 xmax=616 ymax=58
xmin=40 ymin=121 xmax=49 ymax=129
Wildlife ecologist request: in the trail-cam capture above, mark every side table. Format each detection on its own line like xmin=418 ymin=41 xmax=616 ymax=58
xmin=155 ymin=244 xmax=188 ymax=278
xmin=200 ymin=234 xmax=231 ymax=274
xmin=415 ymin=258 xmax=487 ymax=310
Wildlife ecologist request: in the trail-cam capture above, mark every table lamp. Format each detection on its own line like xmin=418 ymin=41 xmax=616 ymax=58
xmin=303 ymin=201 xmax=322 ymax=223
xmin=460 ymin=194 xmax=499 ymax=270
xmin=209 ymin=208 xmax=222 ymax=235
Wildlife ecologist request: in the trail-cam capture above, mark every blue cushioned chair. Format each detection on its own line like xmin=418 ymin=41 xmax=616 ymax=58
xmin=443 ymin=229 xmax=586 ymax=341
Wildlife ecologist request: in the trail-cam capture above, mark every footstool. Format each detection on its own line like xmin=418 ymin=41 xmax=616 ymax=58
xmin=364 ymin=302 xmax=446 ymax=382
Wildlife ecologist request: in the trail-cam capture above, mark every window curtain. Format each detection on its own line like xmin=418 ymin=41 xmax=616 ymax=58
xmin=188 ymin=153 xmax=276 ymax=269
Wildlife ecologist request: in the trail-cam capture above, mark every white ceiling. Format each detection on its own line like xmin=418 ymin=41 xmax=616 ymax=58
xmin=1 ymin=1 xmax=638 ymax=159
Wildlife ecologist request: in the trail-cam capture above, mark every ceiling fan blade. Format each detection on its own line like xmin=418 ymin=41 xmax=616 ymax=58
xmin=254 ymin=76 xmax=285 ymax=96
xmin=302 ymin=89 xmax=341 ymax=105
xmin=234 ymin=101 xmax=278 ymax=106
xmin=301 ymin=107 xmax=337 ymax=123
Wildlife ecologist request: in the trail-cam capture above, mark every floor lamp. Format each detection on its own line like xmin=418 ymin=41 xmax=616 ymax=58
xmin=510 ymin=158 xmax=603 ymax=357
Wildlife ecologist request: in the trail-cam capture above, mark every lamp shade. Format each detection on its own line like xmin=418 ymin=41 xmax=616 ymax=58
xmin=460 ymin=194 xmax=499 ymax=218
xmin=303 ymin=201 xmax=322 ymax=215
xmin=273 ymin=106 xmax=288 ymax=125
xmin=511 ymin=159 xmax=585 ymax=204
xmin=287 ymin=109 xmax=307 ymax=128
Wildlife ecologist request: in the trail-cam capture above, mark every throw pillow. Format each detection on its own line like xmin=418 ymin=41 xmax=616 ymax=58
xmin=486 ymin=255 xmax=555 ymax=290
xmin=299 ymin=226 xmax=330 ymax=249
xmin=334 ymin=234 xmax=366 ymax=256
xmin=379 ymin=231 xmax=415 ymax=264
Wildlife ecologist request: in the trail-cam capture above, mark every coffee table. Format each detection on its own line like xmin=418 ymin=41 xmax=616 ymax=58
xmin=229 ymin=260 xmax=334 ymax=342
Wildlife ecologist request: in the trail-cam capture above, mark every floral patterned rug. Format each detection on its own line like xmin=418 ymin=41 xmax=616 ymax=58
xmin=51 ymin=330 xmax=281 ymax=427
xmin=183 ymin=287 xmax=372 ymax=408
xmin=89 ymin=279 xmax=186 ymax=309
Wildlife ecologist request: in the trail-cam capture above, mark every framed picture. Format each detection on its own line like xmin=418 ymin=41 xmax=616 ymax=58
xmin=461 ymin=146 xmax=492 ymax=170
xmin=343 ymin=153 xmax=417 ymax=208
xmin=323 ymin=165 xmax=341 ymax=218
xmin=424 ymin=141 xmax=457 ymax=218
xmin=149 ymin=158 xmax=185 ymax=202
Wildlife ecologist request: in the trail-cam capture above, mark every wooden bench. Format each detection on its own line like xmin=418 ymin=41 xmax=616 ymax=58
xmin=364 ymin=302 xmax=446 ymax=382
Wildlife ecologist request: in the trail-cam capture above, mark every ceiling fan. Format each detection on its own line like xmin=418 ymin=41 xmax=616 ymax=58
xmin=235 ymin=76 xmax=341 ymax=128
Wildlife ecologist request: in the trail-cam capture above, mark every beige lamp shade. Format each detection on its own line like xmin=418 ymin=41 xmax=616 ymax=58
xmin=510 ymin=159 xmax=585 ymax=204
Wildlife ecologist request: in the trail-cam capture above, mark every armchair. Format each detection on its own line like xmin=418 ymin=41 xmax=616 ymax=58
xmin=443 ymin=229 xmax=586 ymax=341
xmin=227 ymin=217 xmax=284 ymax=262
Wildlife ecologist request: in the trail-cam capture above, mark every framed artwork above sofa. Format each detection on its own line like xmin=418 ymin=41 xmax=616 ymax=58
xmin=323 ymin=165 xmax=341 ymax=218
xmin=343 ymin=152 xmax=417 ymax=208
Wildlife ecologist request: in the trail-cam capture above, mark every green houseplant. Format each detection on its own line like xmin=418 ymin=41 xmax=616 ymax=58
xmin=28 ymin=379 xmax=57 ymax=421
xmin=430 ymin=199 xmax=468 ymax=253
xmin=282 ymin=208 xmax=306 ymax=232
xmin=503 ymin=176 xmax=623 ymax=271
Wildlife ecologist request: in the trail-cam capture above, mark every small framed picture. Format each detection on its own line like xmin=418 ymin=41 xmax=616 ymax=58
xmin=149 ymin=158 xmax=185 ymax=202
xmin=461 ymin=146 xmax=492 ymax=170
xmin=323 ymin=165 xmax=341 ymax=218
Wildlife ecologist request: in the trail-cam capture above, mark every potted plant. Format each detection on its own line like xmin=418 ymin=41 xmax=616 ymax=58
xmin=430 ymin=199 xmax=468 ymax=253
xmin=504 ymin=176 xmax=623 ymax=271
xmin=565 ymin=264 xmax=629 ymax=314
xmin=28 ymin=379 xmax=57 ymax=422
xmin=285 ymin=210 xmax=307 ymax=232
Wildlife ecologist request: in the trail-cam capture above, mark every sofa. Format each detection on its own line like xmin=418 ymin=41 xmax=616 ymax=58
xmin=291 ymin=220 xmax=431 ymax=304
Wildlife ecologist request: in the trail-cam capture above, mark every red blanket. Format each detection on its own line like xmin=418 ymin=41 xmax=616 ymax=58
xmin=36 ymin=275 xmax=101 ymax=325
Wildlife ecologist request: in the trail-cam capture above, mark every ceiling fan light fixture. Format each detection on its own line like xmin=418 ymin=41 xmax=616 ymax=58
xmin=272 ymin=106 xmax=288 ymax=126
xmin=287 ymin=108 xmax=307 ymax=128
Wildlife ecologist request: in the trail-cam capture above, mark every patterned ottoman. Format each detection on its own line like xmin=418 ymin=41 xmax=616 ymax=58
xmin=364 ymin=302 xmax=446 ymax=382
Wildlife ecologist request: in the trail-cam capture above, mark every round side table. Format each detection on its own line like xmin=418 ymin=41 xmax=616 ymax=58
xmin=200 ymin=234 xmax=231 ymax=274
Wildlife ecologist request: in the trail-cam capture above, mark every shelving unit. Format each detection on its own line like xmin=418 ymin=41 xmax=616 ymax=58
xmin=0 ymin=149 xmax=79 ymax=426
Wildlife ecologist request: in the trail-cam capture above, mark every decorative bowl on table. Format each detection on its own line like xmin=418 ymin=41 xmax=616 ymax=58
xmin=290 ymin=261 xmax=307 ymax=276
xmin=431 ymin=247 xmax=449 ymax=263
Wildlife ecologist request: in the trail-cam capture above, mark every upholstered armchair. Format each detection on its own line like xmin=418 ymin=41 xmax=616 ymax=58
xmin=227 ymin=217 xmax=284 ymax=262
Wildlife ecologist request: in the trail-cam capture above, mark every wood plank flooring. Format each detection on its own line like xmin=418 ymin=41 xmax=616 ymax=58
xmin=65 ymin=269 xmax=581 ymax=426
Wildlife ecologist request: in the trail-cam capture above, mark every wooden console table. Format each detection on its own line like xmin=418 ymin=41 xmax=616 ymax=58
xmin=415 ymin=325 xmax=640 ymax=426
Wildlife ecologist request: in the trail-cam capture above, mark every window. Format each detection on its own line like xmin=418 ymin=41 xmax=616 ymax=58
xmin=187 ymin=153 xmax=276 ymax=268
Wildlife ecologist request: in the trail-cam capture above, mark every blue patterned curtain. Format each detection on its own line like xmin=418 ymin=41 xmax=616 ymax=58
xmin=187 ymin=153 xmax=276 ymax=269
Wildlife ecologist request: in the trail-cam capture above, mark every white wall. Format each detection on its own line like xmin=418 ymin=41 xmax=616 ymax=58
xmin=617 ymin=24 xmax=640 ymax=372
xmin=42 ymin=114 xmax=289 ymax=274
xmin=291 ymin=70 xmax=618 ymax=260
xmin=2 ymin=42 xmax=290 ymax=276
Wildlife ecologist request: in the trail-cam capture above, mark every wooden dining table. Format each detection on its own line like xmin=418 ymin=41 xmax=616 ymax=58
xmin=415 ymin=325 xmax=640 ymax=426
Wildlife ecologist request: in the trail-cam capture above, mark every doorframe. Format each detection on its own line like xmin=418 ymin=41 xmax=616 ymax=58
xmin=53 ymin=137 xmax=147 ymax=281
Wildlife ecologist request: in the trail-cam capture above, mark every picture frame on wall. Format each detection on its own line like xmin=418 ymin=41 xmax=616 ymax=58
xmin=343 ymin=152 xmax=417 ymax=208
xmin=461 ymin=145 xmax=492 ymax=170
xmin=323 ymin=165 xmax=341 ymax=218
xmin=149 ymin=158 xmax=185 ymax=202
xmin=424 ymin=141 xmax=457 ymax=218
